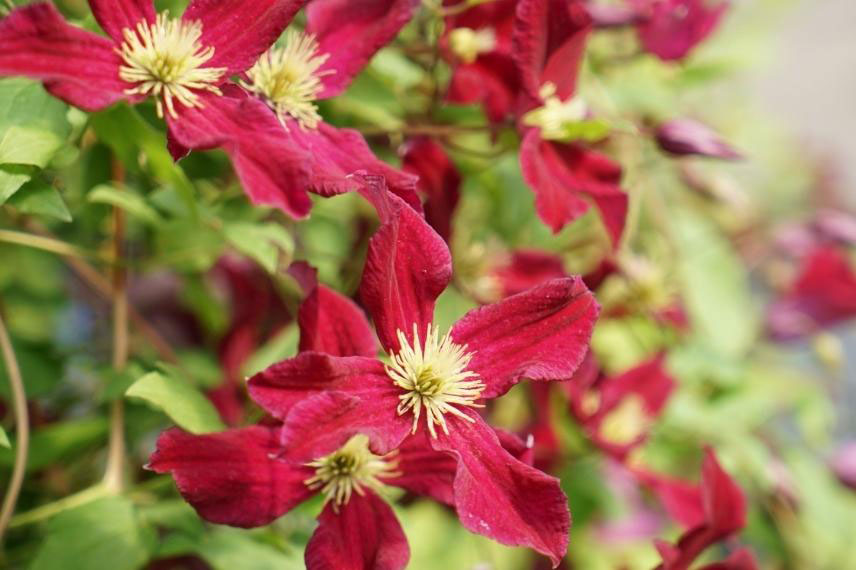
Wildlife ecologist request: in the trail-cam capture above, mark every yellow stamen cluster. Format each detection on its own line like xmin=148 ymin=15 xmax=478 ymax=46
xmin=304 ymin=434 xmax=399 ymax=509
xmin=448 ymin=27 xmax=497 ymax=64
xmin=599 ymin=396 xmax=649 ymax=445
xmin=521 ymin=82 xmax=588 ymax=140
xmin=244 ymin=30 xmax=332 ymax=130
xmin=117 ymin=11 xmax=226 ymax=119
xmin=386 ymin=324 xmax=485 ymax=438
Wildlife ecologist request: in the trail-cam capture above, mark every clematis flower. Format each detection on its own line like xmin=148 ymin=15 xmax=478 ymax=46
xmin=655 ymin=118 xmax=742 ymax=160
xmin=402 ymin=137 xmax=461 ymax=243
xmin=0 ymin=0 xmax=328 ymax=216
xmin=566 ymin=355 xmax=675 ymax=460
xmin=246 ymin=183 xmax=599 ymax=565
xmin=442 ymin=0 xmax=522 ymax=123
xmin=512 ymin=0 xmax=628 ymax=245
xmin=630 ymin=0 xmax=730 ymax=61
xmin=643 ymin=449 xmax=755 ymax=570
xmin=766 ymin=246 xmax=856 ymax=340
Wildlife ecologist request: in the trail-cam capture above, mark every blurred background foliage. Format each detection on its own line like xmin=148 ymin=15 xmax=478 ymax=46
xmin=1 ymin=0 xmax=855 ymax=569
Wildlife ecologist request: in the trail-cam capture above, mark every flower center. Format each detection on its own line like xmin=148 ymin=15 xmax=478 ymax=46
xmin=386 ymin=324 xmax=485 ymax=438
xmin=448 ymin=27 xmax=497 ymax=64
xmin=521 ymin=82 xmax=588 ymax=141
xmin=243 ymin=30 xmax=332 ymax=130
xmin=599 ymin=396 xmax=650 ymax=445
xmin=117 ymin=11 xmax=226 ymax=119
xmin=304 ymin=434 xmax=398 ymax=509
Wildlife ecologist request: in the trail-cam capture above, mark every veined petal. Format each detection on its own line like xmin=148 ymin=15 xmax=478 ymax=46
xmin=305 ymin=493 xmax=410 ymax=570
xmin=451 ymin=277 xmax=598 ymax=400
xmin=306 ymin=0 xmax=420 ymax=98
xmin=299 ymin=285 xmax=378 ymax=358
xmin=387 ymin=428 xmax=457 ymax=505
xmin=248 ymin=352 xmax=392 ymax=420
xmin=183 ymin=0 xmax=307 ymax=75
xmin=88 ymin=0 xmax=155 ymax=44
xmin=512 ymin=0 xmax=591 ymax=101
xmin=148 ymin=426 xmax=312 ymax=527
xmin=0 ymin=3 xmax=130 ymax=111
xmin=166 ymin=88 xmax=313 ymax=218
xmin=520 ymin=130 xmax=628 ymax=245
xmin=359 ymin=189 xmax=452 ymax=353
xmin=431 ymin=413 xmax=570 ymax=567
xmin=493 ymin=250 xmax=568 ymax=299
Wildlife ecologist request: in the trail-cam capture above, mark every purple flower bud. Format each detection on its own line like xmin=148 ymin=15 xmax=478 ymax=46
xmin=655 ymin=118 xmax=742 ymax=160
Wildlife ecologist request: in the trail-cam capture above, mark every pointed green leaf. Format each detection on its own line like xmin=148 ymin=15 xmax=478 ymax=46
xmin=126 ymin=372 xmax=225 ymax=434
xmin=88 ymin=184 xmax=163 ymax=225
xmin=5 ymin=180 xmax=71 ymax=221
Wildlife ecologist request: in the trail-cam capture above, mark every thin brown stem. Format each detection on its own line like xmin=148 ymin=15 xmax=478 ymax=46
xmin=0 ymin=306 xmax=29 ymax=542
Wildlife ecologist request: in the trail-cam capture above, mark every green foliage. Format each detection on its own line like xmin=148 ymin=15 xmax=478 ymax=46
xmin=125 ymin=372 xmax=226 ymax=434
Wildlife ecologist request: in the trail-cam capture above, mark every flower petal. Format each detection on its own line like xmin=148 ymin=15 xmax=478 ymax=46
xmin=447 ymin=56 xmax=521 ymax=123
xmin=451 ymin=277 xmax=598 ymax=400
xmin=307 ymin=0 xmax=420 ymax=98
xmin=402 ymin=137 xmax=461 ymax=243
xmin=493 ymin=249 xmax=568 ymax=299
xmin=520 ymin=129 xmax=627 ymax=244
xmin=512 ymin=0 xmax=591 ymax=101
xmin=166 ymin=89 xmax=313 ymax=218
xmin=387 ymin=429 xmax=457 ymax=505
xmin=655 ymin=118 xmax=742 ymax=160
xmin=700 ymin=448 xmax=746 ymax=535
xmin=282 ymin=121 xmax=421 ymax=211
xmin=632 ymin=0 xmax=729 ymax=62
xmin=248 ymin=351 xmax=393 ymax=420
xmin=299 ymin=285 xmax=378 ymax=358
xmin=0 ymin=3 xmax=129 ymax=111
xmin=359 ymin=189 xmax=452 ymax=353
xmin=148 ymin=426 xmax=312 ymax=527
xmin=88 ymin=0 xmax=155 ymax=44
xmin=305 ymin=493 xmax=410 ymax=570
xmin=431 ymin=413 xmax=570 ymax=567
xmin=183 ymin=0 xmax=306 ymax=75
xmin=279 ymin=389 xmax=409 ymax=458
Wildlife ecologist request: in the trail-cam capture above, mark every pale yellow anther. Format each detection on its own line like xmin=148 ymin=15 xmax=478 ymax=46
xmin=117 ymin=11 xmax=226 ymax=119
xmin=386 ymin=324 xmax=485 ymax=438
xmin=599 ymin=395 xmax=649 ymax=445
xmin=522 ymin=82 xmax=588 ymax=140
xmin=243 ymin=30 xmax=333 ymax=130
xmin=448 ymin=27 xmax=497 ymax=64
xmin=304 ymin=434 xmax=399 ymax=510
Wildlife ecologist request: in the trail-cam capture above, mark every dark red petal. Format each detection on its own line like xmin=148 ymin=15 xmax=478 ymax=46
xmin=655 ymin=118 xmax=742 ymax=160
xmin=696 ymin=548 xmax=759 ymax=570
xmin=359 ymin=190 xmax=452 ymax=353
xmin=307 ymin=0 xmax=419 ymax=98
xmin=148 ymin=426 xmax=312 ymax=527
xmin=512 ymin=0 xmax=591 ymax=101
xmin=401 ymin=137 xmax=461 ymax=243
xmin=632 ymin=0 xmax=729 ymax=62
xmin=166 ymin=89 xmax=313 ymax=218
xmin=298 ymin=285 xmax=377 ymax=358
xmin=635 ymin=469 xmax=705 ymax=529
xmin=0 ymin=3 xmax=129 ymax=111
xmin=248 ymin=351 xmax=393 ymax=419
xmin=447 ymin=56 xmax=521 ymax=124
xmin=184 ymin=0 xmax=306 ymax=75
xmin=279 ymin=389 xmax=410 ymax=458
xmin=520 ymin=130 xmax=627 ymax=244
xmin=305 ymin=493 xmax=410 ymax=570
xmin=700 ymin=448 xmax=746 ymax=535
xmin=598 ymin=355 xmax=675 ymax=417
xmin=493 ymin=249 xmax=568 ymax=298
xmin=451 ymin=277 xmax=598 ymax=400
xmin=387 ymin=429 xmax=457 ymax=505
xmin=431 ymin=413 xmax=570 ymax=567
xmin=88 ymin=0 xmax=154 ymax=44
xmin=282 ymin=121 xmax=421 ymax=211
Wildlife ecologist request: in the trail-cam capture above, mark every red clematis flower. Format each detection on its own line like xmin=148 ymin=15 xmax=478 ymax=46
xmin=0 ymin=0 xmax=321 ymax=215
xmin=442 ymin=0 xmax=521 ymax=124
xmin=246 ymin=183 xmax=599 ymax=565
xmin=401 ymin=137 xmax=461 ymax=243
xmin=151 ymin=263 xmax=538 ymax=569
xmin=630 ymin=0 xmax=730 ymax=61
xmin=655 ymin=118 xmax=742 ymax=160
xmin=512 ymin=0 xmax=628 ymax=245
xmin=766 ymin=246 xmax=856 ymax=340
xmin=566 ymin=354 xmax=675 ymax=461
xmin=642 ymin=449 xmax=755 ymax=570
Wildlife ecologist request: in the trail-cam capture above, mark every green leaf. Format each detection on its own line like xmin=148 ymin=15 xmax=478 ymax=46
xmin=552 ymin=118 xmax=611 ymax=143
xmin=0 ymin=78 xmax=70 ymax=168
xmin=126 ymin=372 xmax=225 ymax=434
xmin=0 ymin=425 xmax=9 ymax=448
xmin=88 ymin=184 xmax=163 ymax=225
xmin=30 ymin=497 xmax=153 ymax=570
xmin=195 ymin=528 xmax=303 ymax=570
xmin=0 ymin=417 xmax=107 ymax=472
xmin=672 ymin=207 xmax=759 ymax=357
xmin=5 ymin=180 xmax=72 ymax=222
xmin=0 ymin=164 xmax=33 ymax=203
xmin=223 ymin=221 xmax=294 ymax=274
